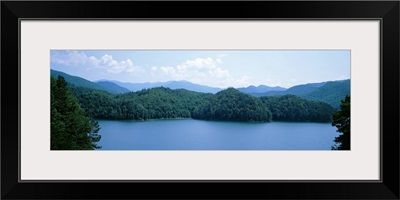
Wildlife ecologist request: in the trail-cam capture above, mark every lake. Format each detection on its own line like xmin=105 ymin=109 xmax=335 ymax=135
xmin=96 ymin=119 xmax=340 ymax=150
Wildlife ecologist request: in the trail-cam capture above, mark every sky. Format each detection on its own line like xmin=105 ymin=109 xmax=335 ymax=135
xmin=50 ymin=50 xmax=350 ymax=88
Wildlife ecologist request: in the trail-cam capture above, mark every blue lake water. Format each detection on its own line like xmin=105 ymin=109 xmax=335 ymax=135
xmin=96 ymin=119 xmax=340 ymax=150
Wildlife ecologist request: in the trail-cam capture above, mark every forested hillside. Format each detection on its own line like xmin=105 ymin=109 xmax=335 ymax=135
xmin=51 ymin=69 xmax=106 ymax=91
xmin=260 ymin=95 xmax=335 ymax=122
xmin=192 ymin=88 xmax=272 ymax=122
xmin=52 ymin=73 xmax=337 ymax=123
xmin=51 ymin=70 xmax=349 ymax=110
xmin=96 ymin=81 xmax=131 ymax=94
xmin=301 ymin=80 xmax=350 ymax=109
xmin=69 ymin=84 xmax=334 ymax=122
xmin=253 ymin=82 xmax=327 ymax=97
xmin=51 ymin=69 xmax=131 ymax=94
xmin=249 ymin=79 xmax=350 ymax=109
xmin=71 ymin=87 xmax=213 ymax=120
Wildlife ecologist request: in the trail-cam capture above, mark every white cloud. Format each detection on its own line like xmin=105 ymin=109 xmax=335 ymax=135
xmin=155 ymin=57 xmax=250 ymax=88
xmin=88 ymin=56 xmax=100 ymax=66
xmin=93 ymin=54 xmax=139 ymax=74
xmin=51 ymin=50 xmax=88 ymax=66
xmin=235 ymin=76 xmax=250 ymax=86
xmin=51 ymin=52 xmax=262 ymax=88
xmin=213 ymin=67 xmax=230 ymax=79
xmin=160 ymin=66 xmax=182 ymax=79
xmin=51 ymin=51 xmax=142 ymax=74
xmin=180 ymin=57 xmax=218 ymax=69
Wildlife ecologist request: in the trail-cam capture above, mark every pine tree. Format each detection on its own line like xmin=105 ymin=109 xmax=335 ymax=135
xmin=51 ymin=76 xmax=101 ymax=150
xmin=331 ymin=95 xmax=350 ymax=150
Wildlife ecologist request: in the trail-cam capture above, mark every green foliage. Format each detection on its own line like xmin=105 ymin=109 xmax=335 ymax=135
xmin=302 ymin=80 xmax=350 ymax=109
xmin=51 ymin=76 xmax=102 ymax=150
xmin=67 ymin=80 xmax=336 ymax=123
xmin=71 ymin=86 xmax=213 ymax=120
xmin=255 ymin=82 xmax=326 ymax=97
xmin=331 ymin=95 xmax=350 ymax=150
xmin=192 ymin=88 xmax=272 ymax=122
xmin=260 ymin=95 xmax=335 ymax=122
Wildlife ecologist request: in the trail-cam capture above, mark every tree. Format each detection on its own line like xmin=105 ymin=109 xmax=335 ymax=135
xmin=51 ymin=76 xmax=102 ymax=150
xmin=331 ymin=95 xmax=350 ymax=150
xmin=260 ymin=95 xmax=335 ymax=122
xmin=192 ymin=88 xmax=272 ymax=122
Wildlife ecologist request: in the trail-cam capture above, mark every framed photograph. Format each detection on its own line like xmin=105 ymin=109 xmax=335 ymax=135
xmin=2 ymin=1 xmax=399 ymax=199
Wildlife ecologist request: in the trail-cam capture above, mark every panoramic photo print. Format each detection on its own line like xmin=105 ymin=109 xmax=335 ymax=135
xmin=50 ymin=50 xmax=350 ymax=150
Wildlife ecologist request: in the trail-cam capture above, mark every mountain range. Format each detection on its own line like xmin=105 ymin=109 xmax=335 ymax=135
xmin=248 ymin=80 xmax=350 ymax=108
xmin=236 ymin=85 xmax=286 ymax=94
xmin=105 ymin=80 xmax=222 ymax=93
xmin=249 ymin=81 xmax=329 ymax=97
xmin=50 ymin=69 xmax=350 ymax=108
xmin=51 ymin=70 xmax=130 ymax=94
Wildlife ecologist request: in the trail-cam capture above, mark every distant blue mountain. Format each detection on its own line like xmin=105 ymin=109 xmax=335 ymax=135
xmin=96 ymin=81 xmax=131 ymax=94
xmin=109 ymin=80 xmax=222 ymax=94
xmin=237 ymin=85 xmax=286 ymax=94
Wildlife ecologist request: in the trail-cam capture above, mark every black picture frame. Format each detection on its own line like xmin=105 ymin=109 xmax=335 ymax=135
xmin=1 ymin=1 xmax=399 ymax=199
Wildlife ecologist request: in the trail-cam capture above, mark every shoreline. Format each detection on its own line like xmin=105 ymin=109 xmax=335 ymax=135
xmin=94 ymin=117 xmax=332 ymax=124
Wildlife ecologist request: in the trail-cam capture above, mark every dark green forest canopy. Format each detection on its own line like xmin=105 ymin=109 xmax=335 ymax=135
xmin=66 ymin=80 xmax=335 ymax=122
xmin=192 ymin=88 xmax=272 ymax=122
xmin=260 ymin=95 xmax=335 ymax=122
xmin=331 ymin=95 xmax=350 ymax=150
xmin=51 ymin=76 xmax=101 ymax=150
xmin=70 ymin=86 xmax=213 ymax=120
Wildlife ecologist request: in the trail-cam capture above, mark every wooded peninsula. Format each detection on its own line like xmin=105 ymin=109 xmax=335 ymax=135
xmin=68 ymin=78 xmax=335 ymax=123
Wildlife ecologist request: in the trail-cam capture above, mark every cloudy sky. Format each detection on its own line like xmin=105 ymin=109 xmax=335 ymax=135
xmin=50 ymin=50 xmax=350 ymax=88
